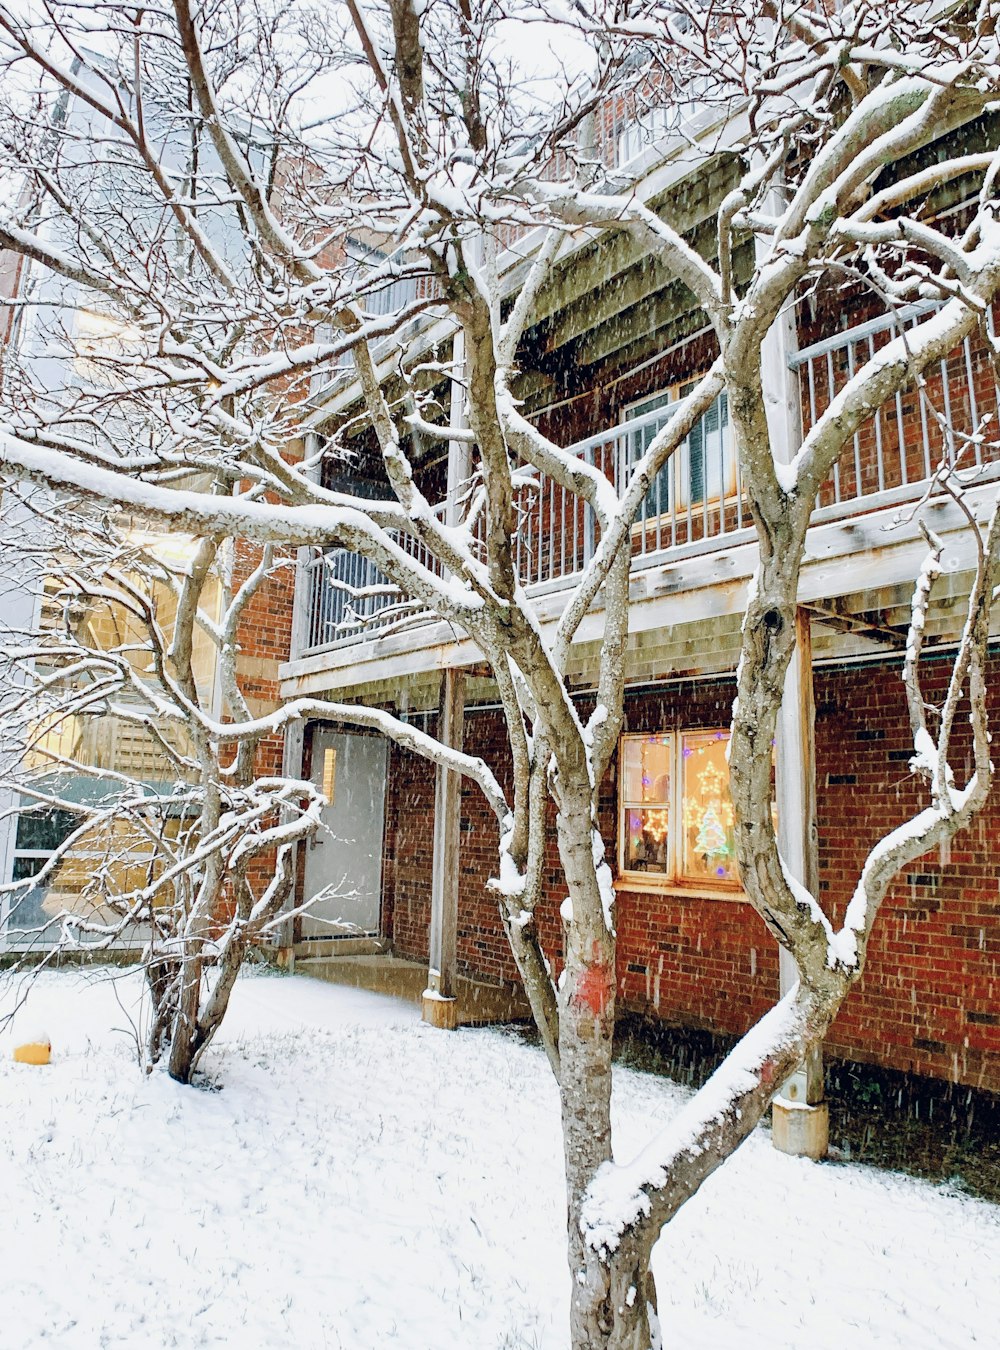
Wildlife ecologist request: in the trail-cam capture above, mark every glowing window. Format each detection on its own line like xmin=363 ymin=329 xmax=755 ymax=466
xmin=321 ymin=746 xmax=337 ymax=804
xmin=619 ymin=734 xmax=673 ymax=875
xmin=681 ymin=731 xmax=738 ymax=886
xmin=618 ymin=729 xmax=748 ymax=891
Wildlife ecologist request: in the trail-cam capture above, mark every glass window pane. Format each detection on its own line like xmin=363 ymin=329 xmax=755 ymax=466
xmin=681 ymin=730 xmax=738 ymax=886
xmin=321 ymin=746 xmax=337 ymax=803
xmin=621 ymin=735 xmax=671 ymax=805
xmin=14 ymin=806 xmax=78 ymax=852
xmin=622 ymin=806 xmax=670 ymax=874
xmin=9 ymin=855 xmax=55 ymax=932
xmin=676 ymin=385 xmax=732 ymax=506
xmin=628 ymin=393 xmax=674 ymax=518
xmin=620 ymin=735 xmax=672 ymax=876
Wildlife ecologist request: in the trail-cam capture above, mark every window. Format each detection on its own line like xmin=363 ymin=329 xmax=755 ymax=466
xmin=618 ymin=729 xmax=741 ymax=890
xmin=321 ymin=746 xmax=337 ymax=804
xmin=626 ymin=382 xmax=733 ymax=518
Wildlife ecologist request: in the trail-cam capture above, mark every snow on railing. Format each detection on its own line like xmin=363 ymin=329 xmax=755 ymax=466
xmin=298 ymin=306 xmax=1000 ymax=656
xmin=793 ymin=300 xmax=1000 ymax=514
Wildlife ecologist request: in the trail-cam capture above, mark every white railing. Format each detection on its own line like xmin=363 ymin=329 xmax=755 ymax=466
xmin=302 ymin=503 xmax=447 ymax=651
xmin=793 ymin=301 xmax=1000 ymax=512
xmin=298 ymin=398 xmax=745 ymax=656
xmin=297 ymin=307 xmax=1000 ymax=657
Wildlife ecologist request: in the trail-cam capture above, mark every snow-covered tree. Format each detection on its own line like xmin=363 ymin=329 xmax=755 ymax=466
xmin=1 ymin=1 xmax=999 ymax=1344
xmin=0 ymin=483 xmax=325 ymax=1081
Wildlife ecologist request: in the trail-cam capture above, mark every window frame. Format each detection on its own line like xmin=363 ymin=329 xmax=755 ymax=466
xmin=618 ymin=731 xmax=675 ymax=880
xmin=623 ymin=379 xmax=736 ymax=520
xmin=616 ymin=728 xmax=743 ymax=896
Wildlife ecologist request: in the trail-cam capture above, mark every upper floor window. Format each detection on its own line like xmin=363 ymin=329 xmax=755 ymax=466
xmin=625 ymin=382 xmax=733 ymax=518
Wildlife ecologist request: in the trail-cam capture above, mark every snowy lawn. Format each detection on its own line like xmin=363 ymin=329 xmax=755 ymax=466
xmin=1 ymin=969 xmax=997 ymax=1349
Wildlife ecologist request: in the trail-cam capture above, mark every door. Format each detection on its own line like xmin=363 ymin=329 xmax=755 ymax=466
xmin=301 ymin=729 xmax=387 ymax=939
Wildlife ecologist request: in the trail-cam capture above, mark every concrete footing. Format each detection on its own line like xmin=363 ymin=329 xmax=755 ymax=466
xmin=421 ymin=992 xmax=460 ymax=1030
xmin=772 ymin=1097 xmax=830 ymax=1160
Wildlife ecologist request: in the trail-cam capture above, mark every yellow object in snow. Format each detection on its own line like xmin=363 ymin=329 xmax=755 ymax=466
xmin=13 ymin=1040 xmax=51 ymax=1065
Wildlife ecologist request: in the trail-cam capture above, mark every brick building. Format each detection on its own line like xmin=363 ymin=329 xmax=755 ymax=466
xmin=0 ymin=70 xmax=297 ymax=951
xmin=279 ymin=97 xmax=1000 ymax=1105
xmin=2 ymin=52 xmax=997 ymax=1109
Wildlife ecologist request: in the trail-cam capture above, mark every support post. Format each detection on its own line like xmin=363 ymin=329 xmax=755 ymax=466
xmin=423 ymin=668 xmax=465 ymax=1029
xmin=757 ymin=203 xmax=828 ymax=1156
xmin=774 ymin=609 xmax=829 ymax=1156
xmin=290 ymin=432 xmax=322 ymax=660
xmin=445 ymin=329 xmax=470 ymax=527
xmin=274 ymin=718 xmax=306 ymax=969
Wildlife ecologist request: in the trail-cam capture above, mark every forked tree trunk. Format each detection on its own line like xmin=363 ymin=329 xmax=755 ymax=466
xmin=554 ymin=781 xmax=659 ymax=1349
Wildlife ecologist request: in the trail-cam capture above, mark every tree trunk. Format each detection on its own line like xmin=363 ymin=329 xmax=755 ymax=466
xmin=167 ymin=942 xmax=204 ymax=1083
xmin=574 ymin=1236 xmax=660 ymax=1350
xmin=554 ymin=781 xmax=657 ymax=1349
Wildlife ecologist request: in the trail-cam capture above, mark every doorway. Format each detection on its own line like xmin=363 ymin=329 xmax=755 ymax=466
xmin=301 ymin=729 xmax=387 ymax=939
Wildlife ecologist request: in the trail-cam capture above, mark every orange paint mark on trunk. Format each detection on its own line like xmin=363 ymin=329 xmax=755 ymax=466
xmin=574 ymin=961 xmax=613 ymax=1016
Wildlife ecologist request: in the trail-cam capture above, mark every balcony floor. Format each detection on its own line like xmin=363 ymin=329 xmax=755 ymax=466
xmin=281 ymin=479 xmax=999 ymax=699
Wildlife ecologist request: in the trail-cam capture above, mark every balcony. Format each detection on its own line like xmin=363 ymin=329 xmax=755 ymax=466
xmin=285 ymin=305 xmax=1000 ymax=692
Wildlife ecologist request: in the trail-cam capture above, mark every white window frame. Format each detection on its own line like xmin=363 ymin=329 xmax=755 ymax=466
xmin=617 ymin=728 xmax=742 ymax=894
xmin=623 ymin=379 xmax=736 ymax=519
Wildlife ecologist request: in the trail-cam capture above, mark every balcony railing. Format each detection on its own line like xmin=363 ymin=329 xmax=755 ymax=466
xmin=793 ymin=302 xmax=1000 ymax=512
xmin=296 ymin=306 xmax=1000 ymax=658
xmin=302 ymin=503 xmax=448 ymax=651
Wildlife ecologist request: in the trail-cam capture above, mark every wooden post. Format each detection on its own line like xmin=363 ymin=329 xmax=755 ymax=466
xmin=757 ymin=205 xmax=828 ymax=1153
xmin=423 ymin=667 xmax=465 ymax=1029
xmin=775 ymin=610 xmax=825 ymax=1106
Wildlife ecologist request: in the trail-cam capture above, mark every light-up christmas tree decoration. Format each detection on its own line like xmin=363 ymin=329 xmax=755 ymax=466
xmin=695 ymin=802 xmax=727 ymax=858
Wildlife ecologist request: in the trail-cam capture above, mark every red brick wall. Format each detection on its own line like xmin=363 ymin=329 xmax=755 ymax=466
xmin=232 ymin=538 xmax=295 ymax=899
xmin=816 ymin=657 xmax=1000 ymax=1090
xmin=383 ymin=657 xmax=1000 ymax=1092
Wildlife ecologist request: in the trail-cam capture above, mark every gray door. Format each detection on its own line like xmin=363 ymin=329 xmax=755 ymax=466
xmin=301 ymin=730 xmax=387 ymax=939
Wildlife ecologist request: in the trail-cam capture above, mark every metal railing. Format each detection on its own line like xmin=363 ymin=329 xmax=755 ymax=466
xmin=793 ymin=300 xmax=1000 ymax=513
xmin=297 ymin=307 xmax=1000 ymax=657
xmin=302 ymin=504 xmax=447 ymax=651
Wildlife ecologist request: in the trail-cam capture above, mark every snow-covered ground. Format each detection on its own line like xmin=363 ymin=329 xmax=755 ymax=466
xmin=1 ymin=968 xmax=996 ymax=1349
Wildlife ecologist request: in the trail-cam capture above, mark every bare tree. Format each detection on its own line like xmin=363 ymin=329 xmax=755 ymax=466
xmin=1 ymin=0 xmax=999 ymax=1343
xmin=0 ymin=487 xmax=327 ymax=1081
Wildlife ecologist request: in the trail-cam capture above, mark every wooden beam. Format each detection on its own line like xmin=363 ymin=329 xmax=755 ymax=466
xmin=425 ymin=668 xmax=465 ymax=1013
xmin=527 ymin=155 xmax=742 ymax=330
xmin=805 ymin=597 xmax=908 ymax=647
xmin=776 ymin=610 xmax=824 ymax=1105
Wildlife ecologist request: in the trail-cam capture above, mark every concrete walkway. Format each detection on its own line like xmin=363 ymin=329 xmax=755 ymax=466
xmin=293 ymin=951 xmax=531 ymax=1026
